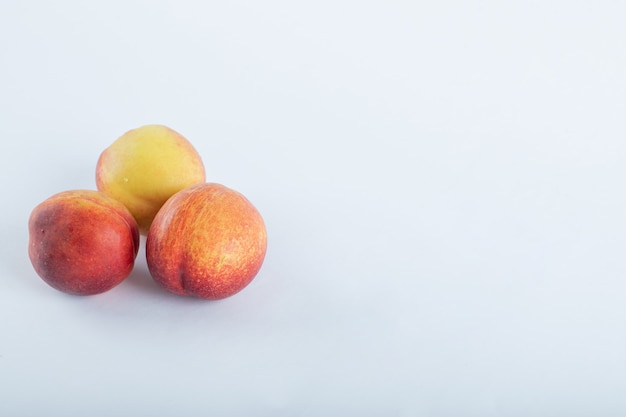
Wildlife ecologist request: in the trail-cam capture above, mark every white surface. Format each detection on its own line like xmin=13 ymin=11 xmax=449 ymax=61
xmin=2 ymin=1 xmax=626 ymax=415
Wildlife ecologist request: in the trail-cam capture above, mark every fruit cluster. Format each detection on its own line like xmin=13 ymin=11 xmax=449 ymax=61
xmin=28 ymin=125 xmax=267 ymax=300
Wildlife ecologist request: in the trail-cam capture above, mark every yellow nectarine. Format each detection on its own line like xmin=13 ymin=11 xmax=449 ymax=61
xmin=96 ymin=125 xmax=205 ymax=234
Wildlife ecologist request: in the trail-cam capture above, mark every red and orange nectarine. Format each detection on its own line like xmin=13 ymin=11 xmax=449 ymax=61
xmin=28 ymin=190 xmax=140 ymax=295
xmin=146 ymin=183 xmax=267 ymax=300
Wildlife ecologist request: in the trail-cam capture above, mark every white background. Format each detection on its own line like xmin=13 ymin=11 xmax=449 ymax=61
xmin=2 ymin=1 xmax=626 ymax=415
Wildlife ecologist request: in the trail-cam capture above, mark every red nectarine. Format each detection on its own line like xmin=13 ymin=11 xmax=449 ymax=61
xmin=146 ymin=183 xmax=267 ymax=300
xmin=28 ymin=190 xmax=140 ymax=295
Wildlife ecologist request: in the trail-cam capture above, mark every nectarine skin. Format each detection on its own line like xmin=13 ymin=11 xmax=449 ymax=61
xmin=28 ymin=190 xmax=140 ymax=295
xmin=146 ymin=183 xmax=267 ymax=300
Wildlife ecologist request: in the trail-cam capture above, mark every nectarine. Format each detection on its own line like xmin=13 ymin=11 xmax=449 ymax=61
xmin=28 ymin=190 xmax=140 ymax=295
xmin=146 ymin=183 xmax=267 ymax=300
xmin=96 ymin=124 xmax=205 ymax=234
